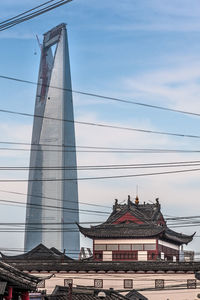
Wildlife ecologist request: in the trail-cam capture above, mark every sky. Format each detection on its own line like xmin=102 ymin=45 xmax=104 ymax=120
xmin=0 ymin=0 xmax=200 ymax=256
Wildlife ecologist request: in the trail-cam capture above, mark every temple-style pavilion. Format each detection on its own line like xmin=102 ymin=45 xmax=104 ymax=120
xmin=78 ymin=196 xmax=194 ymax=262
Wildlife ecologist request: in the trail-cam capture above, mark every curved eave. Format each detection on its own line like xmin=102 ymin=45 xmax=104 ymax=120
xmin=163 ymin=229 xmax=195 ymax=245
xmin=78 ymin=224 xmax=165 ymax=239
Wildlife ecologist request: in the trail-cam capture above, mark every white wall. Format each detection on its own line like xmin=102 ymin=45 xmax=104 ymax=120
xmin=31 ymin=271 xmax=200 ymax=300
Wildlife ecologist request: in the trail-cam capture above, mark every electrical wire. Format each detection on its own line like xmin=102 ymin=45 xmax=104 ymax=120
xmin=0 ymin=167 xmax=200 ymax=181
xmin=0 ymin=0 xmax=57 ymax=26
xmin=0 ymin=105 xmax=200 ymax=140
xmin=1 ymin=160 xmax=200 ymax=171
xmin=1 ymin=74 xmax=200 ymax=120
xmin=0 ymin=189 xmax=111 ymax=209
xmin=0 ymin=1 xmax=73 ymax=32
xmin=0 ymin=140 xmax=199 ymax=154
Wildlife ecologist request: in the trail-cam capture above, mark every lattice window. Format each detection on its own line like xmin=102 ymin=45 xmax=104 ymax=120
xmin=155 ymin=279 xmax=164 ymax=289
xmin=144 ymin=244 xmax=156 ymax=250
xmin=94 ymin=244 xmax=106 ymax=251
xmin=107 ymin=244 xmax=118 ymax=251
xmin=119 ymin=244 xmax=131 ymax=251
xmin=187 ymin=279 xmax=196 ymax=289
xmin=132 ymin=244 xmax=143 ymax=251
xmin=94 ymin=279 xmax=103 ymax=288
xmin=37 ymin=280 xmax=45 ymax=288
xmin=64 ymin=279 xmax=73 ymax=287
xmin=124 ymin=279 xmax=133 ymax=289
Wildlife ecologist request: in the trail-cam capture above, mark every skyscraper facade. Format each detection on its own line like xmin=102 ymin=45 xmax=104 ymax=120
xmin=24 ymin=24 xmax=80 ymax=256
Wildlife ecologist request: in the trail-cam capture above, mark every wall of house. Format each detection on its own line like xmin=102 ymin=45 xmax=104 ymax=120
xmin=93 ymin=239 xmax=180 ymax=262
xmin=93 ymin=238 xmax=157 ymax=262
xmin=158 ymin=240 xmax=180 ymax=261
xmin=30 ymin=271 xmax=200 ymax=300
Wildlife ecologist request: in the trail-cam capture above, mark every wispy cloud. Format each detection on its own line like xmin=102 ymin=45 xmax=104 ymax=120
xmin=124 ymin=61 xmax=200 ymax=112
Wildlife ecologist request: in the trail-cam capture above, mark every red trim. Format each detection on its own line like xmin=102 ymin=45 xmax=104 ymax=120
xmin=21 ymin=292 xmax=30 ymax=300
xmin=94 ymin=251 xmax=103 ymax=261
xmin=113 ymin=212 xmax=144 ymax=224
xmin=147 ymin=250 xmax=157 ymax=260
xmin=5 ymin=287 xmax=12 ymax=300
xmin=156 ymin=239 xmax=158 ymax=256
xmin=157 ymin=215 xmax=166 ymax=225
xmin=112 ymin=251 xmax=138 ymax=261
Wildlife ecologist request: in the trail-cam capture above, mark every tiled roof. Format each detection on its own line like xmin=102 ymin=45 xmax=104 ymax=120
xmin=4 ymin=260 xmax=200 ymax=273
xmin=78 ymin=222 xmax=194 ymax=245
xmin=78 ymin=223 xmax=165 ymax=239
xmin=46 ymin=285 xmax=128 ymax=300
xmin=0 ymin=260 xmax=39 ymax=290
xmin=126 ymin=289 xmax=148 ymax=300
xmin=0 ymin=244 xmax=73 ymax=261
xmin=106 ymin=201 xmax=162 ymax=225
xmin=163 ymin=228 xmax=195 ymax=245
xmin=78 ymin=198 xmax=194 ymax=245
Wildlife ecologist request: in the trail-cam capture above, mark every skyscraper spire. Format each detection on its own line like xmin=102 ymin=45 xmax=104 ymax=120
xmin=24 ymin=24 xmax=80 ymax=256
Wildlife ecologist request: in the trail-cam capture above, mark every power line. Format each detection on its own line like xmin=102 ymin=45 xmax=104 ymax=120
xmin=0 ymin=197 xmax=109 ymax=216
xmin=0 ymin=140 xmax=199 ymax=154
xmin=3 ymin=146 xmax=200 ymax=155
xmin=0 ymin=106 xmax=199 ymax=141
xmin=0 ymin=0 xmax=57 ymax=26
xmin=1 ymin=160 xmax=200 ymax=171
xmin=0 ymin=167 xmax=200 ymax=181
xmin=1 ymin=74 xmax=200 ymax=120
xmin=0 ymin=1 xmax=73 ymax=32
xmin=0 ymin=189 xmax=111 ymax=209
xmin=0 ymin=76 xmax=200 ymax=139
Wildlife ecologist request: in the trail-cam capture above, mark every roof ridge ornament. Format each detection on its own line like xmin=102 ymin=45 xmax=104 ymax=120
xmin=135 ymin=195 xmax=139 ymax=205
xmin=128 ymin=195 xmax=131 ymax=207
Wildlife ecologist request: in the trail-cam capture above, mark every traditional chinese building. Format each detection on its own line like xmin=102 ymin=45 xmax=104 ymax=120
xmin=0 ymin=259 xmax=40 ymax=300
xmin=78 ymin=196 xmax=194 ymax=262
xmin=1 ymin=198 xmax=199 ymax=300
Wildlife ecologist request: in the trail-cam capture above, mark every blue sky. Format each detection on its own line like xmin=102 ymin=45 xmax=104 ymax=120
xmin=1 ymin=0 xmax=200 ymax=254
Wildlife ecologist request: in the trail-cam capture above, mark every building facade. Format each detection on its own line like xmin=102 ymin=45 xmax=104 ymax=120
xmin=3 ymin=196 xmax=199 ymax=300
xmin=79 ymin=196 xmax=194 ymax=262
xmin=1 ymin=245 xmax=200 ymax=300
xmin=24 ymin=24 xmax=79 ymax=256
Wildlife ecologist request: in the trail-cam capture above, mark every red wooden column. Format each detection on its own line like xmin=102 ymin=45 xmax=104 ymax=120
xmin=21 ymin=291 xmax=29 ymax=300
xmin=5 ymin=287 xmax=12 ymax=300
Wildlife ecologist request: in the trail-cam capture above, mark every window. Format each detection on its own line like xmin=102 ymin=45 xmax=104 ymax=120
xmin=148 ymin=252 xmax=156 ymax=260
xmin=37 ymin=280 xmax=45 ymax=288
xmin=112 ymin=251 xmax=137 ymax=260
xmin=64 ymin=279 xmax=73 ymax=287
xmin=132 ymin=244 xmax=143 ymax=250
xmin=119 ymin=244 xmax=131 ymax=251
xmin=107 ymin=244 xmax=118 ymax=251
xmin=94 ymin=244 xmax=106 ymax=251
xmin=94 ymin=279 xmax=103 ymax=288
xmin=187 ymin=279 xmax=196 ymax=289
xmin=94 ymin=252 xmax=103 ymax=260
xmin=144 ymin=244 xmax=156 ymax=250
xmin=155 ymin=279 xmax=164 ymax=289
xmin=124 ymin=279 xmax=133 ymax=289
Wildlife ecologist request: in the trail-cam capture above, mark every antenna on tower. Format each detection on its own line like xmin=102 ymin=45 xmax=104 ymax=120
xmin=36 ymin=34 xmax=42 ymax=52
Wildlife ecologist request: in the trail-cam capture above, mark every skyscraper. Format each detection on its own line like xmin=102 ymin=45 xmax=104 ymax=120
xmin=24 ymin=24 xmax=80 ymax=256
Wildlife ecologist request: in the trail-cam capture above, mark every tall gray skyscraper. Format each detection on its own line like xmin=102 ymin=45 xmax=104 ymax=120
xmin=24 ymin=24 xmax=80 ymax=257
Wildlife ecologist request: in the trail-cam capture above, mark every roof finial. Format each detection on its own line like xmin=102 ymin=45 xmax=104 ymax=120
xmin=127 ymin=195 xmax=131 ymax=207
xmin=135 ymin=185 xmax=139 ymax=205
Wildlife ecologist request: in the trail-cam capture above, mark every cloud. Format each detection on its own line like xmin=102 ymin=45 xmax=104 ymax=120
xmin=75 ymin=111 xmax=200 ymax=249
xmin=124 ymin=61 xmax=200 ymax=112
xmin=0 ymin=110 xmax=199 ymax=251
